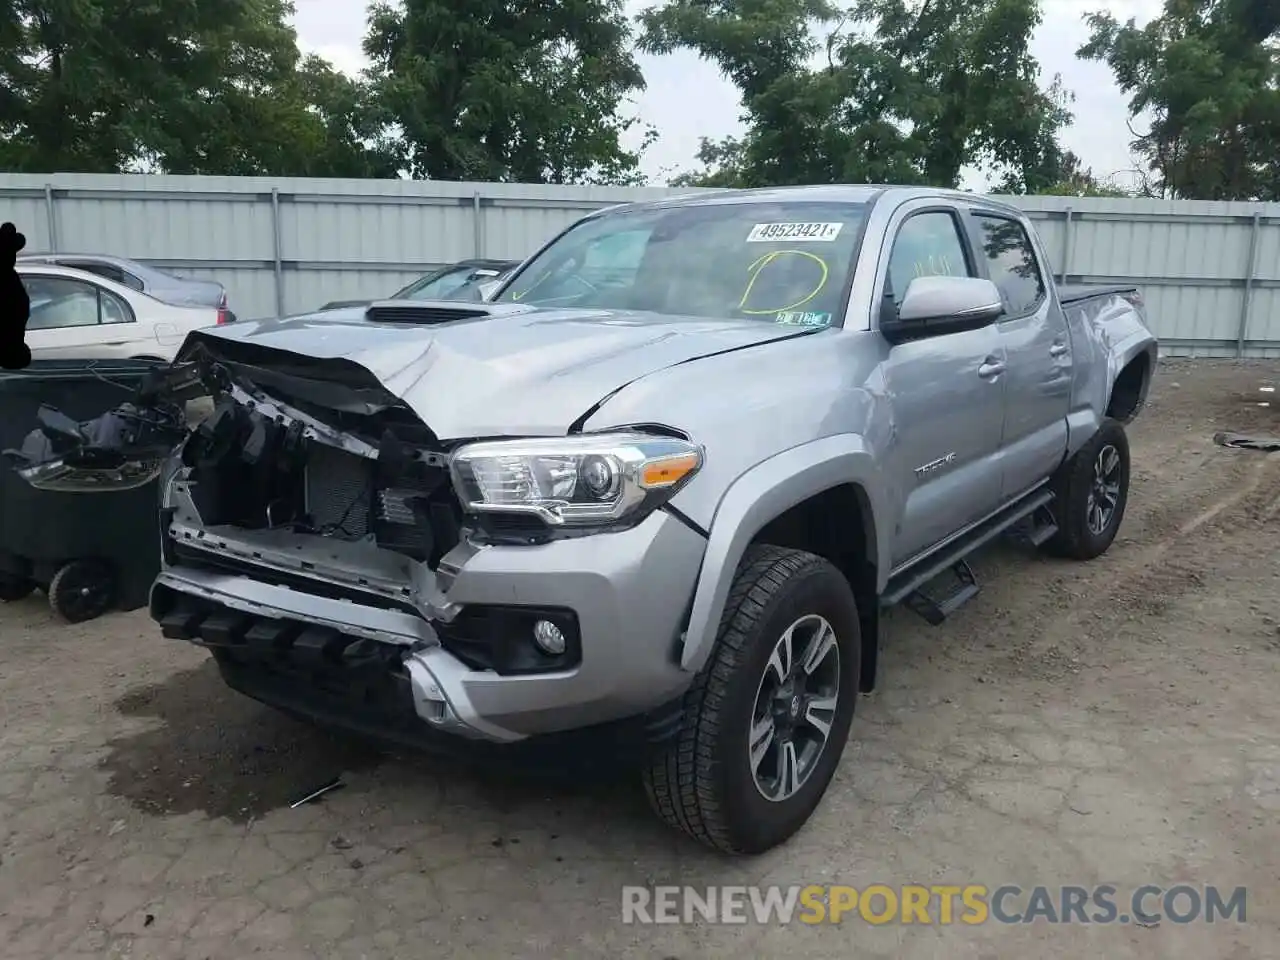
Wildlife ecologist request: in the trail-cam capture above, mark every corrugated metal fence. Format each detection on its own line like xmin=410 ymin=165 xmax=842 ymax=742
xmin=2 ymin=173 xmax=1278 ymax=357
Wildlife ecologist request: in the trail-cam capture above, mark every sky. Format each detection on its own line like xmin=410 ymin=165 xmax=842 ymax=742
xmin=291 ymin=0 xmax=1165 ymax=191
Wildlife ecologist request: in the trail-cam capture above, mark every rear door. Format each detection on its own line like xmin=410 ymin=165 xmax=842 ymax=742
xmin=20 ymin=270 xmax=146 ymax=360
xmin=878 ymin=203 xmax=1010 ymax=567
xmin=964 ymin=210 xmax=1072 ymax=500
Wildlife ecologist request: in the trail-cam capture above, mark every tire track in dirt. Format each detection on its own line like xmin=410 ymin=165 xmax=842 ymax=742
xmin=1125 ymin=442 xmax=1258 ymax=544
xmin=992 ymin=450 xmax=1280 ymax=677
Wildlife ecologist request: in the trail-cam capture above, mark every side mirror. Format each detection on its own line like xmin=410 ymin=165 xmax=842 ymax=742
xmin=880 ymin=276 xmax=1005 ymax=344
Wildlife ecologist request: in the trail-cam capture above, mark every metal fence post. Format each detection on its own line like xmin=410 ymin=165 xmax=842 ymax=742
xmin=270 ymin=188 xmax=285 ymax=318
xmin=43 ymin=184 xmax=58 ymax=252
xmin=1060 ymin=206 xmax=1074 ymax=283
xmin=472 ymin=191 xmax=484 ymax=258
xmin=1235 ymin=212 xmax=1262 ymax=359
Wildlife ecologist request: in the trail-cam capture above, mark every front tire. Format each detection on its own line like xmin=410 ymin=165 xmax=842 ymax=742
xmin=642 ymin=545 xmax=860 ymax=854
xmin=1044 ymin=418 xmax=1130 ymax=561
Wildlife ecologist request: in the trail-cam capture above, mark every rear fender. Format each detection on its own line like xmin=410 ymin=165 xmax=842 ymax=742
xmin=1064 ymin=294 xmax=1158 ymax=458
xmin=679 ymin=434 xmax=888 ymax=675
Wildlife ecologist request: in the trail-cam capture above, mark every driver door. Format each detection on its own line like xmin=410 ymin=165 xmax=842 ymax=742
xmin=879 ymin=206 xmax=1010 ymax=567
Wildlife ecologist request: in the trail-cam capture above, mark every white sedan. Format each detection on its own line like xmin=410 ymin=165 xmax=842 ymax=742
xmin=18 ymin=262 xmax=227 ymax=362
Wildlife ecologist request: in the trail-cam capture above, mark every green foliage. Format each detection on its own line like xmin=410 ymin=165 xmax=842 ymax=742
xmin=362 ymin=0 xmax=650 ymax=183
xmin=0 ymin=0 xmax=653 ymax=183
xmin=3 ymin=0 xmax=1274 ymax=195
xmin=1001 ymin=150 xmax=1132 ymax=197
xmin=1037 ymin=178 xmax=1131 ymax=198
xmin=645 ymin=0 xmax=1073 ymax=191
xmin=0 ymin=0 xmax=398 ymax=176
xmin=1079 ymin=0 xmax=1280 ymax=201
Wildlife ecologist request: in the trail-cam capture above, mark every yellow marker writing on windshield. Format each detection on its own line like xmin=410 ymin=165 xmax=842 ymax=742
xmin=739 ymin=250 xmax=829 ymax=315
xmin=510 ymin=268 xmax=553 ymax=301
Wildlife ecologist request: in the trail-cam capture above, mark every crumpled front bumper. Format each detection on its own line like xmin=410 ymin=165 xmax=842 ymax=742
xmin=151 ymin=480 xmax=707 ymax=745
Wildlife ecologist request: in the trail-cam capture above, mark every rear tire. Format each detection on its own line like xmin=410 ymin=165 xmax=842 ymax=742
xmin=642 ymin=545 xmax=860 ymax=854
xmin=48 ymin=560 xmax=116 ymax=623
xmin=1044 ymin=418 xmax=1130 ymax=561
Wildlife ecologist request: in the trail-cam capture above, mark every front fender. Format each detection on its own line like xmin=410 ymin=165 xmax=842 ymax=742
xmin=679 ymin=434 xmax=888 ymax=674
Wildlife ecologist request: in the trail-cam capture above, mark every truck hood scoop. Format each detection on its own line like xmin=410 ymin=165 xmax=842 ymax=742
xmin=363 ymin=300 xmax=496 ymax=325
xmin=179 ymin=308 xmax=818 ymax=440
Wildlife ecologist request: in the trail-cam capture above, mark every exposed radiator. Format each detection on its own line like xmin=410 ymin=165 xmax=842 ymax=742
xmin=302 ymin=440 xmax=465 ymax=564
xmin=304 ymin=443 xmax=373 ymax=538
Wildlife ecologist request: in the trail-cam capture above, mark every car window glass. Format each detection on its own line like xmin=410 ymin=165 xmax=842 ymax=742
xmin=68 ymin=261 xmax=127 ymax=285
xmin=403 ymin=269 xmax=473 ymax=301
xmin=497 ymin=201 xmax=869 ymax=325
xmin=579 ymin=230 xmax=650 ymax=287
xmin=21 ymin=276 xmax=102 ymax=329
xmin=973 ymin=215 xmax=1045 ymax=315
xmin=886 ymin=212 xmax=972 ymax=305
xmin=100 ymin=288 xmax=133 ymax=324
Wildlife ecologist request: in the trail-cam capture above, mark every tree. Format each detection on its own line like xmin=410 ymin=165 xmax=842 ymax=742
xmin=139 ymin=52 xmax=400 ymax=177
xmin=0 ymin=0 xmax=398 ymax=177
xmin=667 ymin=136 xmax=749 ymax=186
xmin=999 ymin=149 xmax=1132 ymax=197
xmin=1079 ymin=0 xmax=1280 ymax=201
xmin=363 ymin=0 xmax=652 ymax=184
xmin=641 ymin=0 xmax=1072 ymax=191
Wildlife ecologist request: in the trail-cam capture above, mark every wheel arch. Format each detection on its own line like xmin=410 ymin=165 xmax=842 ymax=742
xmin=1107 ymin=344 xmax=1156 ymax=422
xmin=679 ymin=435 xmax=888 ymax=687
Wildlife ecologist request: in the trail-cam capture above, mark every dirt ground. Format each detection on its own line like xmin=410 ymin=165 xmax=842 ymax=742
xmin=1 ymin=359 xmax=1278 ymax=959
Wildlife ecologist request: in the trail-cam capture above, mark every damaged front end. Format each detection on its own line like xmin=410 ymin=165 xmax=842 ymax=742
xmin=132 ymin=346 xmax=534 ymax=742
xmin=153 ymin=347 xmax=472 ymax=625
xmin=11 ymin=332 xmax=708 ymax=753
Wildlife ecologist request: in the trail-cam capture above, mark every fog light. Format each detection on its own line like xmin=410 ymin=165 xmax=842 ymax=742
xmin=533 ymin=619 xmax=566 ymax=655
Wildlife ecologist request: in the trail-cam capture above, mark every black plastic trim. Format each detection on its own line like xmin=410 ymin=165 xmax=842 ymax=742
xmin=662 ymin=504 xmax=709 ymax=539
xmin=433 ymin=604 xmax=582 ymax=675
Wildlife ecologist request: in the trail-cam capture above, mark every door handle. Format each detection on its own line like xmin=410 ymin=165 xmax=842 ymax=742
xmin=1049 ymin=342 xmax=1068 ymax=357
xmin=978 ymin=358 xmax=1006 ymax=379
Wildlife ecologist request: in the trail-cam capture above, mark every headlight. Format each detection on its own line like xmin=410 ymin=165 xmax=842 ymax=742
xmin=449 ymin=432 xmax=702 ymax=527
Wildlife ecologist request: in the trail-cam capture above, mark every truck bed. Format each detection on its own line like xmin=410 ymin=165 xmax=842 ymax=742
xmin=1057 ymin=282 xmax=1139 ymax=307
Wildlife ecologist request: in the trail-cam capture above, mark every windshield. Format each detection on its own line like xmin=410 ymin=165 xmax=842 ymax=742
xmin=449 ymin=269 xmax=512 ymax=302
xmin=495 ymin=200 xmax=869 ymax=327
xmin=392 ymin=266 xmax=477 ymax=301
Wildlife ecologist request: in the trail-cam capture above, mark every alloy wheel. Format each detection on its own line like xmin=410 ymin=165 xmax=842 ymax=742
xmin=748 ymin=614 xmax=842 ymax=802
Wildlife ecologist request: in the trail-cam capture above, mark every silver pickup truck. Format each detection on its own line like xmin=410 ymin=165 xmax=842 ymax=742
xmin=42 ymin=186 xmax=1157 ymax=854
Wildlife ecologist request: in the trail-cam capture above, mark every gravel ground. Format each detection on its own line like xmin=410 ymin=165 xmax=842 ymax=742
xmin=1 ymin=358 xmax=1278 ymax=959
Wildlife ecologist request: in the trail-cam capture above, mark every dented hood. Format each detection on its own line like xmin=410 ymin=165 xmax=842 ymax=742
xmin=179 ymin=303 xmax=813 ymax=440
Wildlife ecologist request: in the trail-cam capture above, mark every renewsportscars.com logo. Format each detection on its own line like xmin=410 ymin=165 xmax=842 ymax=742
xmin=621 ymin=884 xmax=1248 ymax=926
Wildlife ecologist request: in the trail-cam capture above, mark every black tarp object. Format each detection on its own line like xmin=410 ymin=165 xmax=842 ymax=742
xmin=1213 ymin=432 xmax=1280 ymax=452
xmin=0 ymin=359 xmax=177 ymax=611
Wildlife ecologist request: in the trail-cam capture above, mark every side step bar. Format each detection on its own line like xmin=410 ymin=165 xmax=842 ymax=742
xmin=883 ymin=487 xmax=1057 ymax=624
xmin=903 ymin=559 xmax=979 ymax=626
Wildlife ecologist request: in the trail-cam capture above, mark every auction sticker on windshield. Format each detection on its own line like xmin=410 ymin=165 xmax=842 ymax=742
xmin=775 ymin=311 xmax=832 ymax=327
xmin=747 ymin=222 xmax=844 ymax=242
